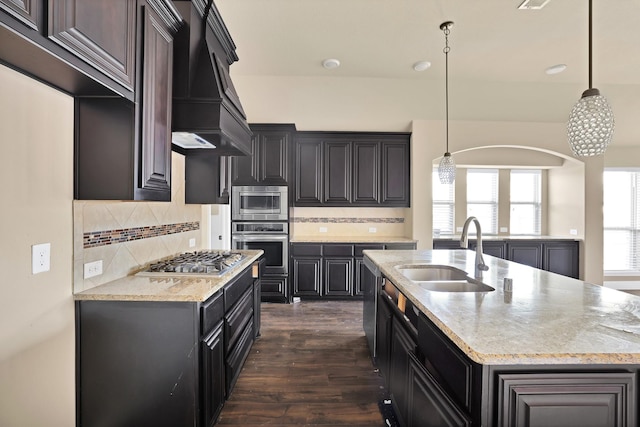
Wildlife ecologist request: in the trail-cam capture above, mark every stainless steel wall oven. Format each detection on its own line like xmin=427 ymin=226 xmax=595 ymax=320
xmin=231 ymin=222 xmax=288 ymax=275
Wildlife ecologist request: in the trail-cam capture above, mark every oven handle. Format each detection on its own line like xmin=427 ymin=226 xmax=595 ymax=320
xmin=232 ymin=234 xmax=288 ymax=242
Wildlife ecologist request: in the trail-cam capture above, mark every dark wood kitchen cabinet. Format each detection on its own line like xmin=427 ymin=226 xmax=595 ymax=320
xmin=291 ymin=242 xmax=414 ymax=300
xmin=433 ymin=239 xmax=579 ymax=279
xmin=294 ymin=132 xmax=411 ymax=207
xmin=291 ymin=244 xmax=322 ymax=297
xmin=76 ymin=262 xmax=260 ymax=427
xmin=49 ymin=0 xmax=138 ymax=90
xmin=324 ymin=140 xmax=352 ymax=204
xmin=231 ymin=124 xmax=295 ymax=186
xmin=74 ymin=0 xmax=181 ymax=201
xmin=0 ymin=0 xmax=41 ymax=29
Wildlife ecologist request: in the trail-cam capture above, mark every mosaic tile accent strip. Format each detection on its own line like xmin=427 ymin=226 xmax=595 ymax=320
xmin=292 ymin=217 xmax=404 ymax=224
xmin=84 ymin=221 xmax=200 ymax=248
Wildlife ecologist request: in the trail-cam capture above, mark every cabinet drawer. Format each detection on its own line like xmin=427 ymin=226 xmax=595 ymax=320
xmin=201 ymin=291 xmax=224 ymax=336
xmin=323 ymin=244 xmax=354 ymax=256
xmin=291 ymin=243 xmax=322 ymax=256
xmin=417 ymin=313 xmax=477 ymax=412
xmin=226 ymin=318 xmax=254 ymax=394
xmin=225 ymin=287 xmax=253 ymax=353
xmin=354 ymin=244 xmax=385 ymax=257
xmin=224 ymin=267 xmax=253 ymax=311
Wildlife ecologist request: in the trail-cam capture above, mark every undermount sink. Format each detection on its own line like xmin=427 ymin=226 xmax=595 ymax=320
xmin=395 ymin=264 xmax=495 ymax=293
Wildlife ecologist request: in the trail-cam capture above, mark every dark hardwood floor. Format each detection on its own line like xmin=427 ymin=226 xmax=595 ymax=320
xmin=215 ymin=300 xmax=388 ymax=426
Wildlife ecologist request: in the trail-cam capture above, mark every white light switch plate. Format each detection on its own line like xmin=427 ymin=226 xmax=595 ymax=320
xmin=189 ymin=238 xmax=196 ymax=247
xmin=319 ymin=227 xmax=328 ymax=233
xmin=369 ymin=227 xmax=377 ymax=233
xmin=32 ymin=243 xmax=51 ymax=274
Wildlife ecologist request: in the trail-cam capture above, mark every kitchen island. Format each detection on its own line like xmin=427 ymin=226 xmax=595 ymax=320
xmin=363 ymin=249 xmax=640 ymax=427
xmin=74 ymin=250 xmax=263 ymax=427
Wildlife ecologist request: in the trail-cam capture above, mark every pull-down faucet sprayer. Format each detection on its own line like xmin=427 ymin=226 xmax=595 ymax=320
xmin=460 ymin=216 xmax=489 ymax=279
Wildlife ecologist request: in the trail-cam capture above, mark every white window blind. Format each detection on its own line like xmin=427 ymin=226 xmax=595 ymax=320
xmin=510 ymin=170 xmax=541 ymax=235
xmin=432 ymin=168 xmax=455 ymax=236
xmin=467 ymin=169 xmax=498 ymax=234
xmin=603 ymin=169 xmax=640 ymax=273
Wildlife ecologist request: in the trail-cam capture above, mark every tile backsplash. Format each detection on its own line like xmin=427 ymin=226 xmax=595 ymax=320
xmin=290 ymin=207 xmax=408 ymax=237
xmin=73 ymin=153 xmax=203 ymax=293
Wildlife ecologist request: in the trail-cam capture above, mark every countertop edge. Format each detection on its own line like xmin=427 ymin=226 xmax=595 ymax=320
xmin=74 ymin=250 xmax=264 ymax=303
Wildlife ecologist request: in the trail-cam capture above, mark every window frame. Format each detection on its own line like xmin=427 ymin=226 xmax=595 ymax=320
xmin=466 ymin=168 xmax=499 ymax=235
xmin=432 ymin=168 xmax=455 ymax=237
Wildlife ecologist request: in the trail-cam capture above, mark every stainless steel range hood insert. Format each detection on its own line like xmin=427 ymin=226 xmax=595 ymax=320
xmin=171 ymin=1 xmax=252 ymax=155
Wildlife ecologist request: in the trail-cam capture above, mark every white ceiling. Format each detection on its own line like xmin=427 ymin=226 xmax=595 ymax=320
xmin=215 ymin=0 xmax=640 ymax=146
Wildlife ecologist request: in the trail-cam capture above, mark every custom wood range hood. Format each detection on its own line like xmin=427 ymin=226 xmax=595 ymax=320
xmin=171 ymin=0 xmax=252 ymax=156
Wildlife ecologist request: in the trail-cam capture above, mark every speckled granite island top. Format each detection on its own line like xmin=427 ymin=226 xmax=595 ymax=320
xmin=74 ymin=250 xmax=263 ymax=302
xmin=364 ymin=249 xmax=640 ymax=366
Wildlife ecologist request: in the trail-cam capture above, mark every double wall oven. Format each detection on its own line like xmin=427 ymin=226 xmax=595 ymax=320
xmin=231 ymin=186 xmax=289 ymax=302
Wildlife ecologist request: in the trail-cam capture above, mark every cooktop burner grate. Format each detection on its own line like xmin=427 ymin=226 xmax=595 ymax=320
xmin=140 ymin=251 xmax=245 ymax=275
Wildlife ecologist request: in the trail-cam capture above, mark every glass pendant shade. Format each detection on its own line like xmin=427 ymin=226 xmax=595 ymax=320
xmin=438 ymin=152 xmax=456 ymax=184
xmin=567 ymin=88 xmax=614 ymax=157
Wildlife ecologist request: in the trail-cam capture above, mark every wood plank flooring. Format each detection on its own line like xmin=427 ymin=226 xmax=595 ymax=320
xmin=215 ymin=300 xmax=387 ymax=426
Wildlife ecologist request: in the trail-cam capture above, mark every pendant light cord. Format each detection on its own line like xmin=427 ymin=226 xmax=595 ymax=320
xmin=588 ymin=0 xmax=593 ymax=89
xmin=443 ymin=23 xmax=451 ymax=153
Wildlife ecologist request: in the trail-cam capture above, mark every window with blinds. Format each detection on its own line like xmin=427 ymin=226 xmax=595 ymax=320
xmin=432 ymin=169 xmax=455 ymax=236
xmin=467 ymin=169 xmax=498 ymax=234
xmin=604 ymin=169 xmax=640 ymax=273
xmin=510 ymin=170 xmax=541 ymax=235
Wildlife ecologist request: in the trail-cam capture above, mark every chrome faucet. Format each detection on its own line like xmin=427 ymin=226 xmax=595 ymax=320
xmin=460 ymin=216 xmax=489 ymax=279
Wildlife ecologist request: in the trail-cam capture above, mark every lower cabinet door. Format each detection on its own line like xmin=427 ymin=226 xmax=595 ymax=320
xmin=324 ymin=257 xmax=353 ymax=296
xmin=201 ymin=321 xmax=225 ymax=427
xmin=495 ymin=372 xmax=636 ymax=427
xmin=389 ymin=317 xmax=415 ymax=426
xmin=292 ymin=257 xmax=322 ymax=297
xmin=407 ymin=352 xmax=471 ymax=427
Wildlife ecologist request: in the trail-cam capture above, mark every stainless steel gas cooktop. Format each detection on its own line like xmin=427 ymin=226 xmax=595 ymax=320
xmin=137 ymin=251 xmax=245 ymax=277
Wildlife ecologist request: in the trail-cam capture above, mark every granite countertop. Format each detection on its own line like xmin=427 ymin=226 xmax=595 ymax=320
xmin=290 ymin=235 xmax=417 ymax=244
xmin=364 ymin=249 xmax=640 ymax=366
xmin=74 ymin=250 xmax=264 ymax=303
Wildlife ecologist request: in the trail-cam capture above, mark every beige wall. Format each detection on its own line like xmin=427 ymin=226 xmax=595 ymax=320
xmin=0 ymin=65 xmax=75 ymax=427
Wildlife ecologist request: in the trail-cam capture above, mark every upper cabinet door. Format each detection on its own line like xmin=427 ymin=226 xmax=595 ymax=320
xmin=135 ymin=0 xmax=173 ymax=199
xmin=324 ymin=140 xmax=351 ymax=204
xmin=381 ymin=140 xmax=410 ymax=206
xmin=353 ymin=141 xmax=379 ymax=205
xmin=48 ymin=0 xmax=137 ymax=90
xmin=0 ymin=0 xmax=41 ymax=29
xmin=260 ymin=131 xmax=290 ymax=185
xmin=295 ymin=138 xmax=323 ymax=205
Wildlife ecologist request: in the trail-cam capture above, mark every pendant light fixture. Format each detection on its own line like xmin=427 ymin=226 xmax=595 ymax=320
xmin=438 ymin=21 xmax=456 ymax=184
xmin=567 ymin=0 xmax=614 ymax=157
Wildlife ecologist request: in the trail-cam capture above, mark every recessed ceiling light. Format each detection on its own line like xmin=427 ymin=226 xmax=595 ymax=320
xmin=322 ymin=58 xmax=340 ymax=69
xmin=545 ymin=64 xmax=567 ymax=75
xmin=413 ymin=61 xmax=432 ymax=72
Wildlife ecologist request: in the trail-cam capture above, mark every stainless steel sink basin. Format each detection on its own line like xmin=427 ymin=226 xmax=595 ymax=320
xmin=394 ymin=264 xmax=495 ymax=293
xmin=396 ymin=265 xmax=469 ymax=282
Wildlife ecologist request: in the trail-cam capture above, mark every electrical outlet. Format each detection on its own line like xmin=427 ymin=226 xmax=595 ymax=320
xmin=189 ymin=238 xmax=196 ymax=248
xmin=319 ymin=227 xmax=328 ymax=233
xmin=500 ymin=227 xmax=508 ymax=233
xmin=84 ymin=260 xmax=103 ymax=279
xmin=32 ymin=243 xmax=51 ymax=274
xmin=456 ymin=227 xmax=463 ymax=233
xmin=369 ymin=227 xmax=377 ymax=233
xmin=569 ymin=229 xmax=578 ymax=236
